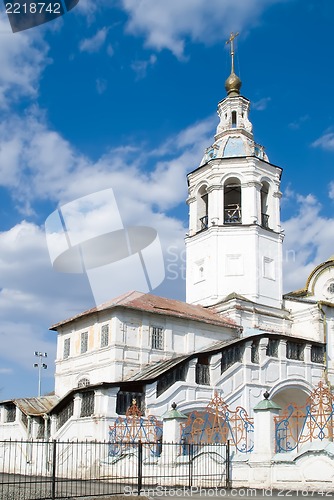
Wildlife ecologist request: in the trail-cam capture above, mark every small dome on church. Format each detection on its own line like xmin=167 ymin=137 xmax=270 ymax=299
xmin=225 ymin=72 xmax=242 ymax=97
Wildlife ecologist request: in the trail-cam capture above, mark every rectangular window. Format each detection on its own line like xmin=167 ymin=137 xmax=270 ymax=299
xmin=101 ymin=324 xmax=109 ymax=348
xmin=57 ymin=399 xmax=74 ymax=430
xmin=221 ymin=345 xmax=244 ymax=373
xmin=157 ymin=364 xmax=188 ymax=397
xmin=266 ymin=339 xmax=279 ymax=358
xmin=286 ymin=341 xmax=304 ymax=361
xmin=151 ymin=326 xmax=164 ymax=350
xmin=80 ymin=391 xmax=95 ymax=417
xmin=116 ymin=390 xmax=144 ymax=415
xmin=195 ymin=357 xmax=210 ymax=385
xmin=5 ymin=403 xmax=16 ymax=423
xmin=63 ymin=338 xmax=70 ymax=359
xmin=311 ymin=345 xmax=325 ymax=364
xmin=251 ymin=340 xmax=260 ymax=364
xmin=21 ymin=413 xmax=28 ymax=428
xmin=36 ymin=417 xmax=44 ymax=439
xmin=81 ymin=331 xmax=88 ymax=354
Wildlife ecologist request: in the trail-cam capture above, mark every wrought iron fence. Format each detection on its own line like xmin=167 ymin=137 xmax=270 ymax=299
xmin=109 ymin=398 xmax=163 ymax=448
xmin=275 ymin=381 xmax=334 ymax=452
xmin=180 ymin=393 xmax=254 ymax=453
xmin=0 ymin=439 xmax=230 ymax=499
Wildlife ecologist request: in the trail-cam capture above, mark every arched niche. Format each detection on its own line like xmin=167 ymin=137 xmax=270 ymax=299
xmin=224 ymin=177 xmax=242 ymax=224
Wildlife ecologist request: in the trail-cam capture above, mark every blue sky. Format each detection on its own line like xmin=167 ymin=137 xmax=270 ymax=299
xmin=1 ymin=0 xmax=334 ymax=400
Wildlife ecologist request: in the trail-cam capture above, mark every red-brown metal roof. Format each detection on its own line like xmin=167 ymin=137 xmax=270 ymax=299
xmin=50 ymin=291 xmax=239 ymax=331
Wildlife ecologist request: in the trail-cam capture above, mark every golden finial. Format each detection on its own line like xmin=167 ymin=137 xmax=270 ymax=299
xmin=225 ymin=32 xmax=242 ymax=97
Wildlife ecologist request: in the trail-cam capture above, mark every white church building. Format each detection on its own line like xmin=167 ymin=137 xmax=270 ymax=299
xmin=1 ymin=39 xmax=334 ymax=488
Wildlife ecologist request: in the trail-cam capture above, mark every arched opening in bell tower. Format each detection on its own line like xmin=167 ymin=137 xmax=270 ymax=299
xmin=260 ymin=181 xmax=270 ymax=229
xmin=231 ymin=110 xmax=237 ymax=128
xmin=224 ymin=178 xmax=241 ymax=224
xmin=197 ymin=185 xmax=208 ymax=231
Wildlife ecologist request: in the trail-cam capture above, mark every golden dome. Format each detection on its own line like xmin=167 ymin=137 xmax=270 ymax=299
xmin=225 ymin=71 xmax=242 ymax=97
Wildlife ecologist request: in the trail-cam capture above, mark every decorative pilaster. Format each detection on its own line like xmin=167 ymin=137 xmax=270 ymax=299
xmin=186 ymin=359 xmax=197 ymax=384
xmin=278 ymin=340 xmax=287 ymax=380
xmin=105 ymin=387 xmax=120 ymax=418
xmin=259 ymin=338 xmax=269 ymax=365
xmin=50 ymin=414 xmax=57 ymax=437
xmin=207 ymin=184 xmax=221 ymax=226
xmin=73 ymin=393 xmax=83 ymax=418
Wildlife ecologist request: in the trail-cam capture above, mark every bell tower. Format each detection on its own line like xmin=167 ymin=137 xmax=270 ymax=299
xmin=185 ymin=33 xmax=283 ymax=308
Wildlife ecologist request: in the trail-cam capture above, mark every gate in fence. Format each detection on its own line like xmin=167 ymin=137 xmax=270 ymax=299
xmin=275 ymin=380 xmax=334 ymax=452
xmin=0 ymin=439 xmax=230 ymax=500
xmin=180 ymin=392 xmax=254 ymax=453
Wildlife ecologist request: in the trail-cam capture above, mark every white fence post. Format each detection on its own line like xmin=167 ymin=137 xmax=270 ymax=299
xmin=162 ymin=403 xmax=187 ymax=465
xmin=252 ymin=391 xmax=281 ymax=460
xmin=162 ymin=402 xmax=187 ymax=442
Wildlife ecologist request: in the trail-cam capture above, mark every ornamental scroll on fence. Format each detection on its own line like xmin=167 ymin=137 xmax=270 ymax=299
xmin=180 ymin=392 xmax=254 ymax=453
xmin=109 ymin=399 xmax=162 ymax=457
xmin=275 ymin=381 xmax=334 ymax=453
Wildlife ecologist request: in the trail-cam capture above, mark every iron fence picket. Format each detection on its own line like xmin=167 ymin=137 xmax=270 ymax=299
xmin=0 ymin=439 xmax=230 ymax=499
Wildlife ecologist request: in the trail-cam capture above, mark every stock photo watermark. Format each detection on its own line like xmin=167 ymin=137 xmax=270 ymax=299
xmin=124 ymin=486 xmax=323 ymax=497
xmin=3 ymin=0 xmax=80 ymax=32
xmin=45 ymin=188 xmax=165 ymax=306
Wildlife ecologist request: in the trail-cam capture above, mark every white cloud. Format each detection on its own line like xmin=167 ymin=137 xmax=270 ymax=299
xmin=106 ymin=44 xmax=114 ymax=57
xmin=252 ymin=97 xmax=271 ymax=111
xmin=0 ymin=106 xmax=215 ymax=215
xmin=96 ymin=78 xmax=107 ymax=94
xmin=79 ymin=27 xmax=109 ymax=53
xmin=0 ymin=17 xmax=49 ymax=107
xmin=312 ymin=132 xmax=334 ymax=151
xmin=131 ymin=54 xmax=157 ymax=79
xmin=75 ymin=0 xmax=109 ymax=20
xmin=0 ymin=368 xmax=13 ymax=375
xmin=288 ymin=114 xmax=309 ymax=130
xmin=121 ymin=0 xmax=287 ymax=58
xmin=0 ymin=220 xmax=93 ymax=391
xmin=329 ymin=183 xmax=334 ymax=200
xmin=282 ymin=193 xmax=334 ymax=293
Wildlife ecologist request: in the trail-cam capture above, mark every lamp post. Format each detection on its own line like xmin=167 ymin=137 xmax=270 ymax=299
xmin=33 ymin=351 xmax=47 ymax=397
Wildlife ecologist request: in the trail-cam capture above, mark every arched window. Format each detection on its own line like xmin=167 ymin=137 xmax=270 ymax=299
xmin=224 ymin=178 xmax=241 ymax=224
xmin=260 ymin=181 xmax=270 ymax=229
xmin=78 ymin=377 xmax=90 ymax=388
xmin=197 ymin=186 xmax=208 ymax=231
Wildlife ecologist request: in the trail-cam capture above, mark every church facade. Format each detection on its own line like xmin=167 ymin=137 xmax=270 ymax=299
xmin=1 ymin=43 xmax=334 ymax=471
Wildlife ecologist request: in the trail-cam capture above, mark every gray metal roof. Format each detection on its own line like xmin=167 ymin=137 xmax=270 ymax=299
xmin=124 ymin=338 xmax=241 ymax=382
xmin=13 ymin=396 xmax=59 ymax=416
xmin=124 ymin=355 xmax=190 ymax=382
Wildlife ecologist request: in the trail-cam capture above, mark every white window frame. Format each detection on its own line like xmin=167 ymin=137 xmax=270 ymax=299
xmin=151 ymin=326 xmax=164 ymax=350
xmin=81 ymin=331 xmax=88 ymax=354
xmin=63 ymin=338 xmax=70 ymax=359
xmin=101 ymin=324 xmax=109 ymax=348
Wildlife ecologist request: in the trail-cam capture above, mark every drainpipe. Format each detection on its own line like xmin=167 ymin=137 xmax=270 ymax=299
xmin=318 ymin=302 xmax=328 ymax=384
